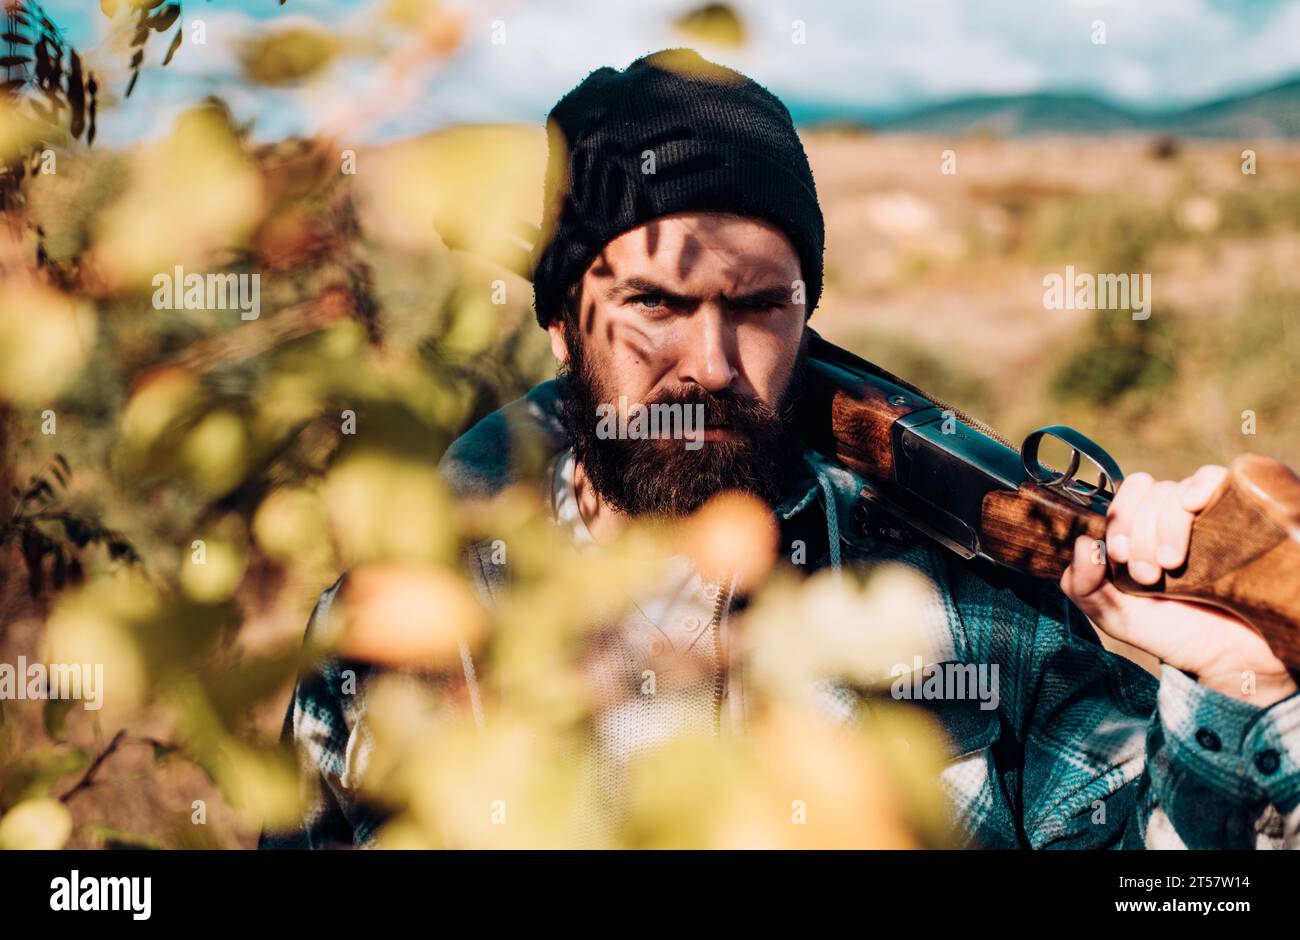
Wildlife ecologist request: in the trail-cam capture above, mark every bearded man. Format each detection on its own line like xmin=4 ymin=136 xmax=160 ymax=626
xmin=266 ymin=49 xmax=1300 ymax=850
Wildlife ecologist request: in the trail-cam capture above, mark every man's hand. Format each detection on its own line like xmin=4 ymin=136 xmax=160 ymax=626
xmin=1061 ymin=465 xmax=1298 ymax=707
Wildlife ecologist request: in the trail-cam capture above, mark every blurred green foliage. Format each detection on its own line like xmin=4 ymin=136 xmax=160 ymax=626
xmin=1050 ymin=310 xmax=1178 ymax=408
xmin=0 ymin=4 xmax=952 ymax=849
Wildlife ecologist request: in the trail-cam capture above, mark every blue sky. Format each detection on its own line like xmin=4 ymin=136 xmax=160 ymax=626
xmin=35 ymin=0 xmax=1300 ymax=143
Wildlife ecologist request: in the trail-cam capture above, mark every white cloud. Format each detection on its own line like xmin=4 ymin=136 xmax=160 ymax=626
xmin=35 ymin=0 xmax=1300 ymax=144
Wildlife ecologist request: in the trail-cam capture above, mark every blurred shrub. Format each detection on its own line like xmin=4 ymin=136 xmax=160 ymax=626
xmin=1030 ymin=194 xmax=1179 ymax=272
xmin=1049 ymin=308 xmax=1178 ymax=409
xmin=1217 ymin=182 xmax=1300 ymax=234
xmin=0 ymin=67 xmax=950 ymax=847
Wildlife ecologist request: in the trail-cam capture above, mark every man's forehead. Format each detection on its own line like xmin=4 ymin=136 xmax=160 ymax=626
xmin=589 ymin=214 xmax=801 ymax=293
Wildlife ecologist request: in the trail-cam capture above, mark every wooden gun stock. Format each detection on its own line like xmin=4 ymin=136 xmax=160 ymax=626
xmin=800 ymin=331 xmax=1300 ymax=670
xmin=981 ymin=456 xmax=1300 ymax=668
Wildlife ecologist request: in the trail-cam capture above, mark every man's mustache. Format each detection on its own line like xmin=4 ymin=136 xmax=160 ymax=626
xmin=638 ymin=387 xmax=778 ymax=430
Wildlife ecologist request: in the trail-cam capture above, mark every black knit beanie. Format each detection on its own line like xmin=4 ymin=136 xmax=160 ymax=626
xmin=531 ymin=48 xmax=824 ymax=328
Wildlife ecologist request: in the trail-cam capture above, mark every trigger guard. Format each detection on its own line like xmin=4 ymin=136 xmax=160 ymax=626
xmin=1021 ymin=425 xmax=1125 ymax=502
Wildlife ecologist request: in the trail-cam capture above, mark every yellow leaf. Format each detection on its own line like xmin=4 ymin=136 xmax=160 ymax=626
xmin=324 ymin=452 xmax=456 ymax=565
xmin=357 ymin=126 xmax=545 ymax=272
xmin=180 ymin=532 xmax=248 ymax=603
xmin=253 ymin=487 xmax=333 ymax=566
xmin=680 ymin=490 xmax=776 ymax=591
xmin=180 ymin=410 xmax=251 ymax=496
xmin=119 ymin=367 xmax=203 ymax=457
xmin=746 ymin=564 xmax=940 ymax=697
xmin=335 ymin=561 xmax=487 ymax=670
xmin=0 ymin=798 xmax=73 ymax=850
xmin=0 ymin=99 xmax=45 ymax=165
xmin=94 ymin=105 xmax=263 ymax=289
xmin=674 ymin=3 xmax=747 ymax=48
xmin=239 ymin=28 xmax=338 ymax=87
xmin=43 ymin=573 xmax=153 ymax=720
xmin=215 ymin=744 xmax=302 ymax=830
xmin=0 ymin=283 xmax=97 ymax=406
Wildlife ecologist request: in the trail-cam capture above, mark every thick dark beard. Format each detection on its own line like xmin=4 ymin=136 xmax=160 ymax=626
xmin=557 ymin=334 xmax=807 ymax=519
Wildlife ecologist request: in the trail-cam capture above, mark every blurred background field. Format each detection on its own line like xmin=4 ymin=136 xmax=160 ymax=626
xmin=809 ymin=132 xmax=1300 ymax=476
xmin=0 ymin=0 xmax=1298 ymax=849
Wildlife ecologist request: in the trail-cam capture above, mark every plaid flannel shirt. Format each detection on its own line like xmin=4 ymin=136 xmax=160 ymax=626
xmin=262 ymin=380 xmax=1300 ymax=849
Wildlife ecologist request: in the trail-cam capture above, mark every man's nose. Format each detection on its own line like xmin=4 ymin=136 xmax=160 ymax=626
xmin=675 ymin=306 xmax=737 ymax=392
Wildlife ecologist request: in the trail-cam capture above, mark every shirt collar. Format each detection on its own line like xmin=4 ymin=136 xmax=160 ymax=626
xmin=773 ymin=449 xmax=824 ymax=521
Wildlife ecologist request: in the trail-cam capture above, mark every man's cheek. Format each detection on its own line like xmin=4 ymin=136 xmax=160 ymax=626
xmin=602 ymin=308 xmax=667 ymax=362
xmin=605 ymin=361 xmax=665 ymax=406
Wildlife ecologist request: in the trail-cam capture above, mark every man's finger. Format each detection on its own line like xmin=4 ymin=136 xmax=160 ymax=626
xmin=1060 ymin=536 xmax=1126 ymax=634
xmin=1178 ymin=464 xmax=1228 ymax=513
xmin=1156 ymin=480 xmax=1195 ymax=569
xmin=1105 ymin=471 xmax=1153 ymax=564
xmin=1061 ymin=534 xmax=1108 ymax=598
xmin=1128 ymin=480 xmax=1176 ymax=585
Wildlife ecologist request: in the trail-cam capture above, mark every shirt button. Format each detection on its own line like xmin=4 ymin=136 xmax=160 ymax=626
xmin=1255 ymin=750 xmax=1281 ymax=775
xmin=683 ymin=616 xmax=701 ymax=632
xmin=1195 ymin=729 xmax=1221 ymax=751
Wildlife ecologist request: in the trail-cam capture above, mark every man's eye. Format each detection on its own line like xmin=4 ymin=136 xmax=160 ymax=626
xmin=630 ymin=294 xmax=665 ymax=310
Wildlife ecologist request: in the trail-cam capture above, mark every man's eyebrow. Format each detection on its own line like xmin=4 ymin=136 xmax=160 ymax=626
xmin=607 ymin=276 xmax=689 ymax=300
xmin=607 ymin=277 xmax=793 ymax=306
xmin=725 ymin=284 xmax=794 ymax=305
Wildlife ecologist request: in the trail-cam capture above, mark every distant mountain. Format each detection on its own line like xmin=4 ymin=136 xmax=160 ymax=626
xmin=797 ymin=78 xmax=1300 ymax=137
xmin=1168 ymin=79 xmax=1300 ymax=137
xmin=874 ymin=92 xmax=1141 ymax=135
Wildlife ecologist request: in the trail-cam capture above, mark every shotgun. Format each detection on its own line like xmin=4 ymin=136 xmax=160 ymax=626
xmin=799 ymin=330 xmax=1300 ymax=670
